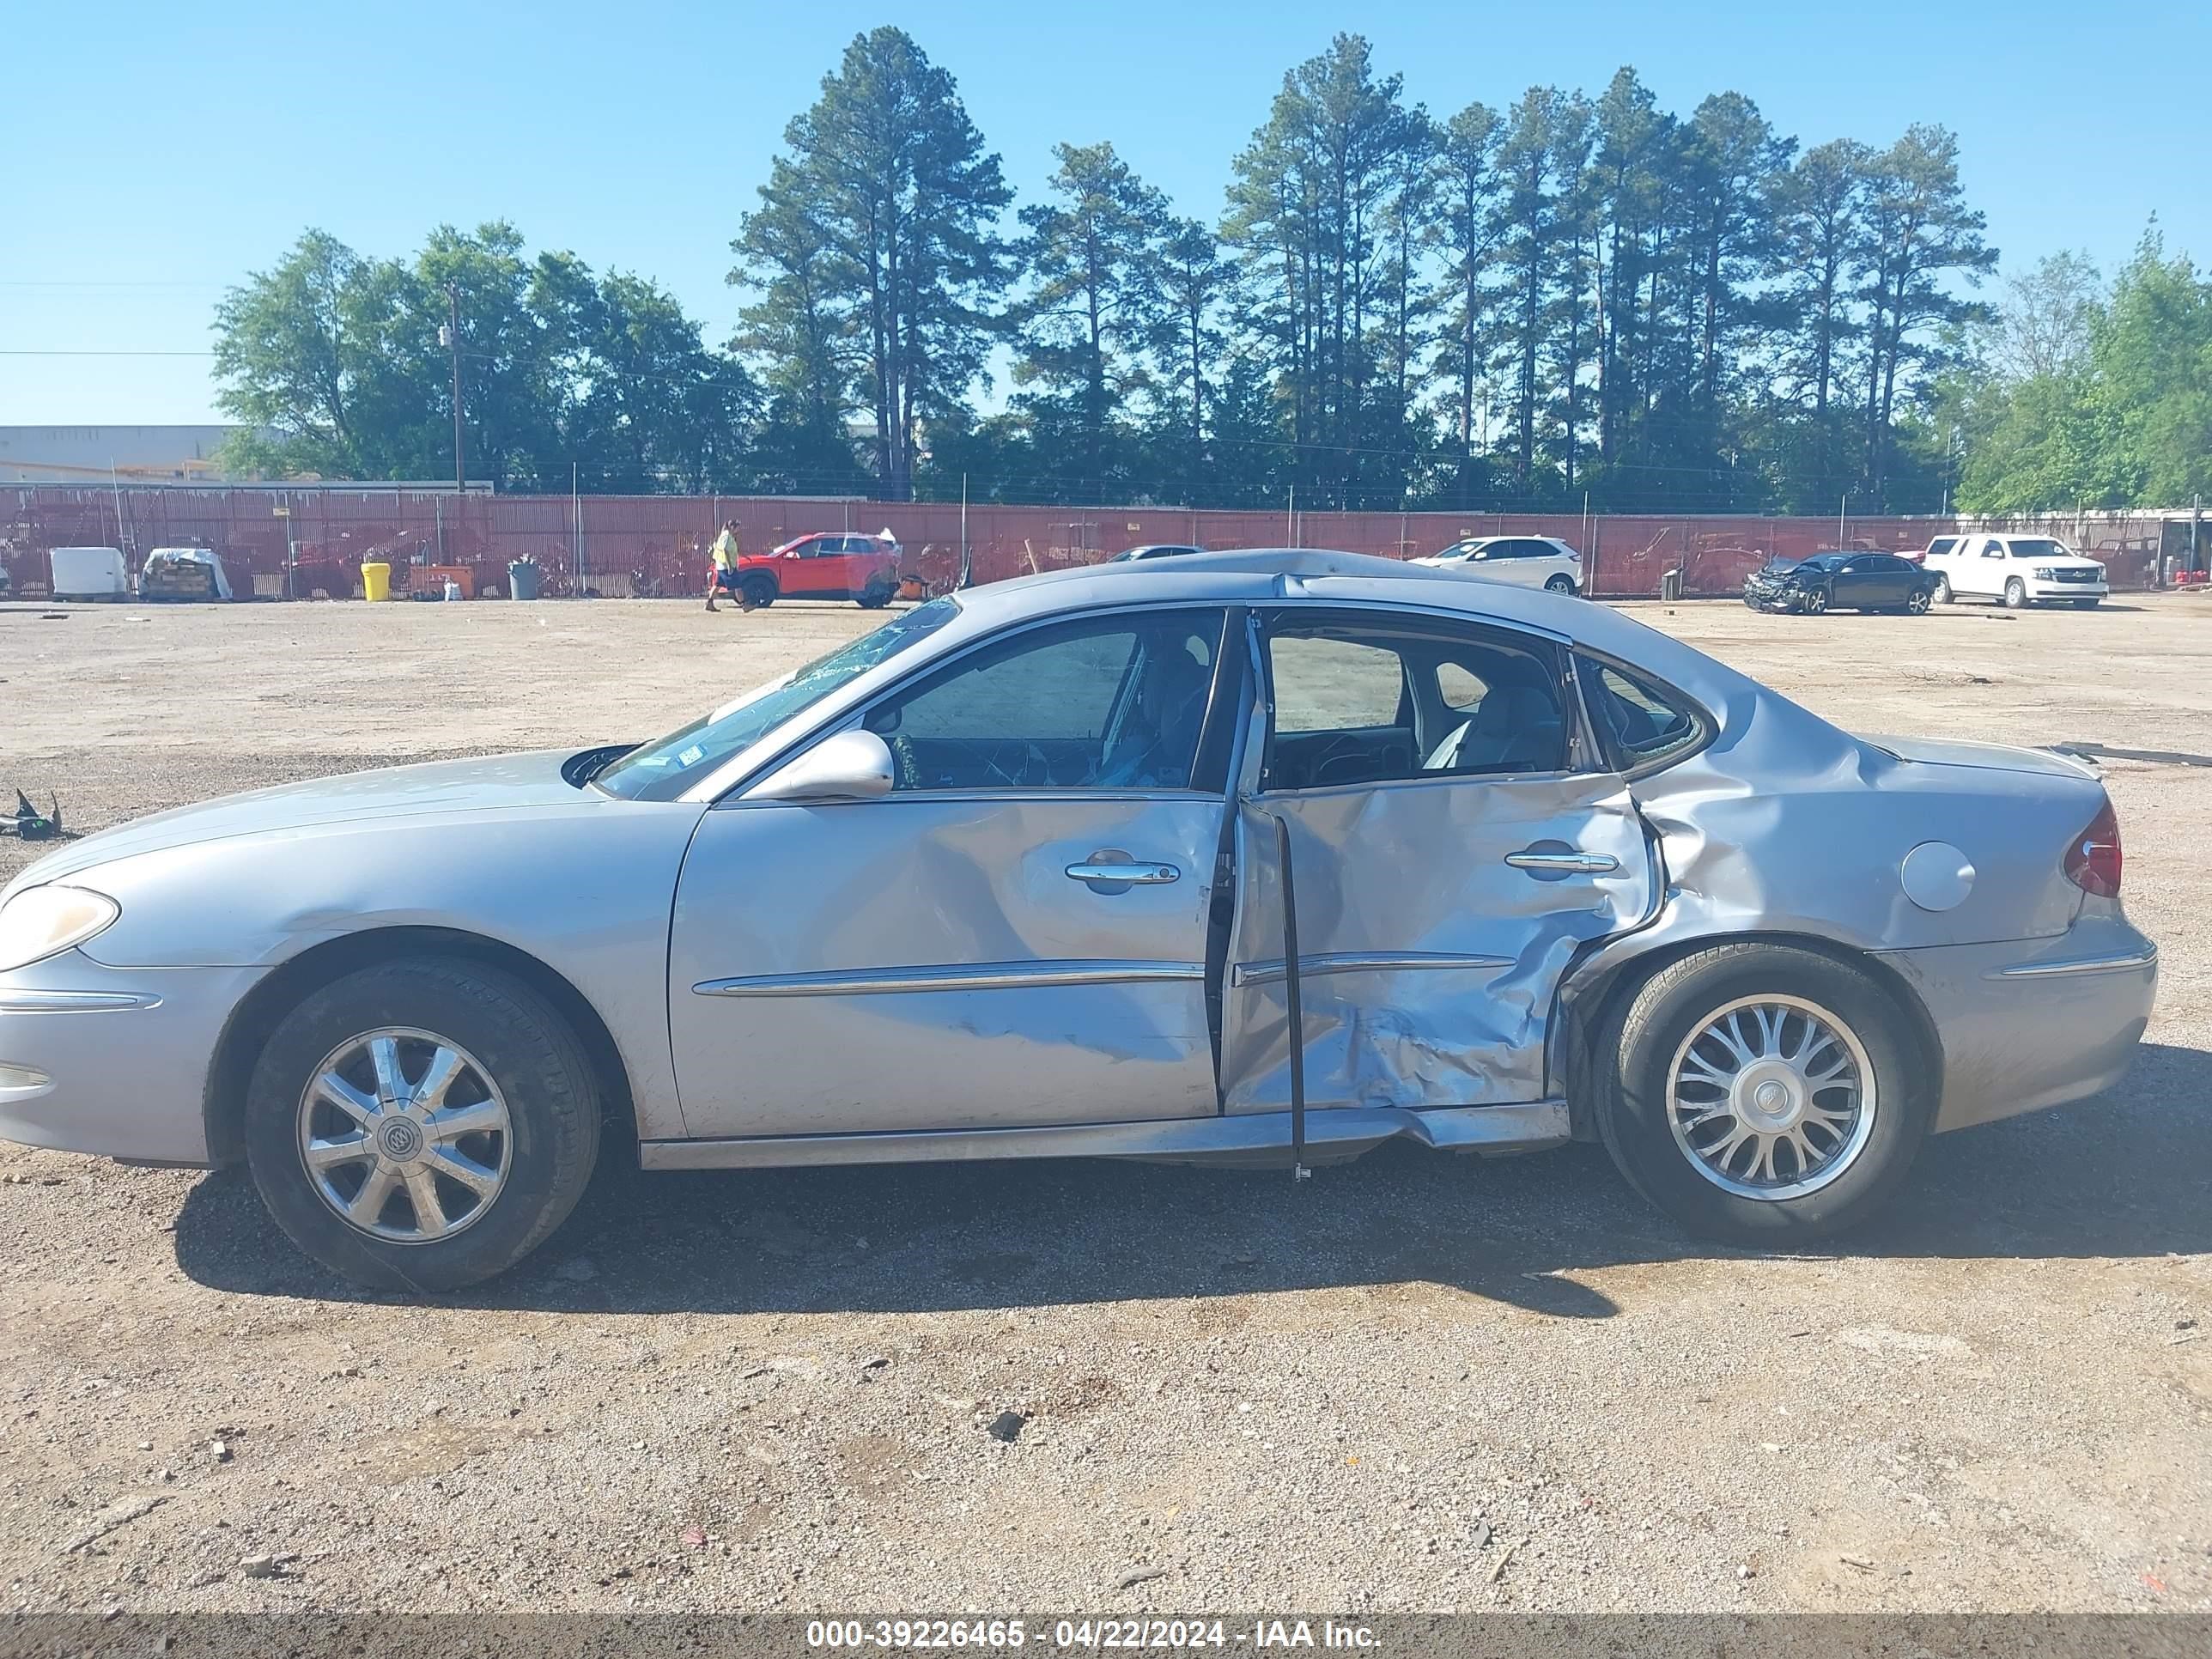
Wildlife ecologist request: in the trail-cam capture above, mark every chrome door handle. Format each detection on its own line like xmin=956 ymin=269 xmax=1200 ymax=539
xmin=1065 ymin=860 xmax=1181 ymax=885
xmin=1504 ymin=850 xmax=1620 ymax=874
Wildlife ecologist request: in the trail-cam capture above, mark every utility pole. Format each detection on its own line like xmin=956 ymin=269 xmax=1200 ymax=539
xmin=440 ymin=285 xmax=465 ymax=494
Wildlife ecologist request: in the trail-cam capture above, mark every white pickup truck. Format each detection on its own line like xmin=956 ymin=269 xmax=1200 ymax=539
xmin=1920 ymin=532 xmax=2109 ymax=609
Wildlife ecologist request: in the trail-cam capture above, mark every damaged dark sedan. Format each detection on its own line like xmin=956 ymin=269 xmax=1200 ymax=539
xmin=1744 ymin=551 xmax=1939 ymax=616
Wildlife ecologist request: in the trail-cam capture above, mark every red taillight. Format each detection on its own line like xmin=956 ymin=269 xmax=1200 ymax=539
xmin=2063 ymin=798 xmax=2124 ymax=897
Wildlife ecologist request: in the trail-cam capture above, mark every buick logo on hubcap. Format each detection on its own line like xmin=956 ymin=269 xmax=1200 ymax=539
xmin=377 ymin=1117 xmax=424 ymax=1160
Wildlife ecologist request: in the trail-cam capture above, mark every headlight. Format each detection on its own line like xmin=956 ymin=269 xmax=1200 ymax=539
xmin=2033 ymin=566 xmax=2058 ymax=579
xmin=0 ymin=885 xmax=121 ymax=974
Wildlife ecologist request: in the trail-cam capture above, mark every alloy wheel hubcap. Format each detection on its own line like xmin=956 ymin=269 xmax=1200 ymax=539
xmin=297 ymin=1028 xmax=513 ymax=1243
xmin=1666 ymin=995 xmax=1876 ymax=1200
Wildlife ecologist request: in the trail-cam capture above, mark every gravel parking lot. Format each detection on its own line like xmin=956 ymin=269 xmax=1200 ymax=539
xmin=0 ymin=591 xmax=2207 ymax=1615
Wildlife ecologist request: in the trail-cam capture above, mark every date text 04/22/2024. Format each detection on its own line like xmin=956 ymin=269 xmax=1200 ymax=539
xmin=805 ymin=1620 xmax=1381 ymax=1650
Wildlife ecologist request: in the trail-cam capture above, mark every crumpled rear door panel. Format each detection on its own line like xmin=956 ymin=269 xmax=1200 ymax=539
xmin=1218 ymin=776 xmax=1656 ymax=1115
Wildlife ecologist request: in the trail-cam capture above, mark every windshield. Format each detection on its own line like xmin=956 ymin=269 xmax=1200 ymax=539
xmin=2008 ymin=538 xmax=2073 ymax=560
xmin=592 ymin=598 xmax=960 ymax=800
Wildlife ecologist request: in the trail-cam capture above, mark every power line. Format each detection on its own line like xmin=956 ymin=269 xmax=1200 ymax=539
xmin=0 ymin=349 xmax=216 ymax=357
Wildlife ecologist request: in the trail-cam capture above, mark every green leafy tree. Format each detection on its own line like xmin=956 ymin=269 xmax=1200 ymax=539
xmin=1224 ymin=33 xmax=1433 ymax=507
xmin=1011 ymin=141 xmax=1171 ymax=499
xmin=1858 ymin=125 xmax=1997 ymax=504
xmin=729 ymin=158 xmax=866 ymax=493
xmin=736 ymin=27 xmax=1012 ymax=500
xmin=214 ymin=231 xmax=441 ymax=480
xmin=1146 ymin=218 xmax=1233 ymax=495
xmin=1428 ymin=99 xmax=1503 ymax=469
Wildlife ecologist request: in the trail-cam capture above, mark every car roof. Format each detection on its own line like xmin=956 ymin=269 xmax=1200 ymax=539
xmin=941 ymin=547 xmax=1747 ymax=708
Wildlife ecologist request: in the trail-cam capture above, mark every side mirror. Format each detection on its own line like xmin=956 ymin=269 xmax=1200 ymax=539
xmin=746 ymin=729 xmax=895 ymax=804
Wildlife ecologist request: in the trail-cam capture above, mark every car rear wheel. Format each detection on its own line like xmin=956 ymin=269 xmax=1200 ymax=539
xmin=244 ymin=957 xmax=600 ymax=1291
xmin=1544 ymin=574 xmax=1577 ymax=595
xmin=740 ymin=573 xmax=777 ymax=610
xmin=1802 ymin=587 xmax=1829 ymax=615
xmin=2003 ymin=577 xmax=2028 ymax=609
xmin=856 ymin=573 xmax=896 ymax=609
xmin=1595 ymin=944 xmax=1931 ymax=1243
xmin=1906 ymin=586 xmax=1932 ymax=614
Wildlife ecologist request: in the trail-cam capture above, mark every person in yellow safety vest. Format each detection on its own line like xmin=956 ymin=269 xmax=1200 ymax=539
xmin=705 ymin=519 xmax=750 ymax=612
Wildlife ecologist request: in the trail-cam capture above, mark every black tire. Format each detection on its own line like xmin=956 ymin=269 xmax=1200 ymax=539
xmin=1935 ymin=574 xmax=1954 ymax=604
xmin=1544 ymin=574 xmax=1577 ymax=595
xmin=244 ymin=957 xmax=601 ymax=1291
xmin=740 ymin=573 xmax=777 ymax=610
xmin=856 ymin=574 xmax=896 ymax=609
xmin=1594 ymin=944 xmax=1932 ymax=1243
xmin=1905 ymin=586 xmax=1932 ymax=615
xmin=2003 ymin=577 xmax=2028 ymax=610
xmin=1802 ymin=586 xmax=1829 ymax=615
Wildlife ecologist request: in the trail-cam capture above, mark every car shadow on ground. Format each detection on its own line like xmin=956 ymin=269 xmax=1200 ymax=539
xmin=173 ymin=1042 xmax=2212 ymax=1320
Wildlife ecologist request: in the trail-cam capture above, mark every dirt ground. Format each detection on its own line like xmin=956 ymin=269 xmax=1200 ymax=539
xmin=0 ymin=590 xmax=2207 ymax=1616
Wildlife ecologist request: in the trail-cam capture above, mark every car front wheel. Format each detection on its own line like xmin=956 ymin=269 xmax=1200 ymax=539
xmin=2003 ymin=577 xmax=2029 ymax=609
xmin=1595 ymin=944 xmax=1931 ymax=1243
xmin=1802 ymin=587 xmax=1829 ymax=615
xmin=1935 ymin=574 xmax=1953 ymax=604
xmin=740 ymin=574 xmax=777 ymax=610
xmin=244 ymin=957 xmax=601 ymax=1291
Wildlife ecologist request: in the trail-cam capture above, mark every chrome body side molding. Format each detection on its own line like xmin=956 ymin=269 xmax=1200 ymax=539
xmin=693 ymin=959 xmax=1205 ymax=998
xmin=0 ymin=989 xmax=163 ymax=1014
xmin=1986 ymin=947 xmax=2159 ymax=981
xmin=1230 ymin=951 xmax=1514 ymax=988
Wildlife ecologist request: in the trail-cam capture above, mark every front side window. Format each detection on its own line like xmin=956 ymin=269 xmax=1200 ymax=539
xmin=1262 ymin=615 xmax=1568 ymax=791
xmin=1579 ymin=657 xmax=1711 ymax=775
xmin=861 ymin=609 xmax=1225 ymax=793
xmin=594 ymin=599 xmax=961 ymax=800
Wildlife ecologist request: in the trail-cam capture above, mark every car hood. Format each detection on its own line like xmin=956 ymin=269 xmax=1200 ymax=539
xmin=7 ymin=750 xmax=592 ymax=894
xmin=1859 ymin=732 xmax=2099 ymax=781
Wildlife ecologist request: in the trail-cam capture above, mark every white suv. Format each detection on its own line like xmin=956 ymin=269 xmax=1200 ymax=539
xmin=1922 ymin=533 xmax=2109 ymax=608
xmin=1413 ymin=535 xmax=1583 ymax=594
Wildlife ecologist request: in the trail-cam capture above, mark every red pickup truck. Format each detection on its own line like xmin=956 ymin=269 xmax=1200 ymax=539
xmin=732 ymin=532 xmax=902 ymax=609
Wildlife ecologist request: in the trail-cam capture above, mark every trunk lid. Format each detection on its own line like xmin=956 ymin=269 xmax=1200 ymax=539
xmin=1860 ymin=732 xmax=2100 ymax=781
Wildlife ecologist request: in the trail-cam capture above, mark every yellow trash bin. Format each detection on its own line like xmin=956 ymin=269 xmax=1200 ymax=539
xmin=360 ymin=561 xmax=392 ymax=602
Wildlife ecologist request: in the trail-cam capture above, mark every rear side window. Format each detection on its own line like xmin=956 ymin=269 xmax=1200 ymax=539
xmin=1927 ymin=538 xmax=1957 ymax=557
xmin=1579 ymin=657 xmax=1711 ymax=775
xmin=1263 ymin=616 xmax=1568 ymax=790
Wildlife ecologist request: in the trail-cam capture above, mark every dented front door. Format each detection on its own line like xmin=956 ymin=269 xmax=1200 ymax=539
xmin=667 ymin=605 xmax=1237 ymax=1140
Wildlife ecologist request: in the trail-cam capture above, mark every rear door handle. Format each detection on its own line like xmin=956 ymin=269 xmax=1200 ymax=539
xmin=1066 ymin=858 xmax=1181 ymax=889
xmin=1504 ymin=849 xmax=1620 ymax=874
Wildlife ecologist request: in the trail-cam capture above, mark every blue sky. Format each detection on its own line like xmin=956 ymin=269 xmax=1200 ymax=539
xmin=5 ymin=1 xmax=2205 ymax=425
